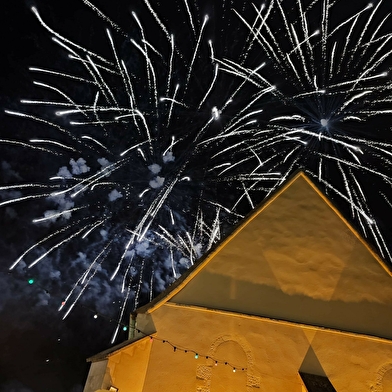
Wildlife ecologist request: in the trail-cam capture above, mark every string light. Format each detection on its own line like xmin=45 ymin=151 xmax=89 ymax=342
xmin=136 ymin=328 xmax=246 ymax=372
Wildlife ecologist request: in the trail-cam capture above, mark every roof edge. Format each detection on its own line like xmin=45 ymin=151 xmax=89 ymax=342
xmin=164 ymin=302 xmax=392 ymax=344
xmin=86 ymin=335 xmax=150 ymax=363
xmin=300 ymin=173 xmax=392 ymax=277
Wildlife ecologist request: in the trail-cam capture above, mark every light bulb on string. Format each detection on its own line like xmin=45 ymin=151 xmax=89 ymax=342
xmin=127 ymin=329 xmax=247 ymax=372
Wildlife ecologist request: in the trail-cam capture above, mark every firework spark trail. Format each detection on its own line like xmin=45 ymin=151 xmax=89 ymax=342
xmin=28 ymin=66 xmax=97 ymax=85
xmin=183 ymin=0 xmax=196 ymax=38
xmin=0 ymin=193 xmax=52 ymax=208
xmin=4 ymin=109 xmax=89 ymax=149
xmin=166 ymin=35 xmax=175 ymax=97
xmin=31 ymin=81 xmax=92 ymax=116
xmin=228 ymin=0 xmax=392 ymax=263
xmin=59 ymin=242 xmax=113 ymax=315
xmin=61 ymin=262 xmax=101 ymax=320
xmin=47 ymin=161 xmax=119 ymax=198
xmin=131 ymin=39 xmax=159 ymax=111
xmin=155 ymin=226 xmax=180 ymax=251
xmin=184 ymin=14 xmax=209 ymax=93
xmin=131 ymin=12 xmax=152 ymax=92
xmin=31 ymin=6 xmax=113 ymax=65
xmin=111 ymin=282 xmax=131 ymax=343
xmin=27 ymin=224 xmax=95 ymax=269
xmin=198 ymin=64 xmax=219 ymax=110
xmin=32 ymin=206 xmax=87 ymax=223
xmin=143 ymin=0 xmax=171 ymax=41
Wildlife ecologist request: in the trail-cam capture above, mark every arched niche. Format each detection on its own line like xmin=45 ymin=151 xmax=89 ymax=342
xmin=195 ymin=334 xmax=260 ymax=392
xmin=374 ymin=363 xmax=392 ymax=392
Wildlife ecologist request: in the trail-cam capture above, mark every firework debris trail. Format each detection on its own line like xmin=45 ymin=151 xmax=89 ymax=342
xmin=1 ymin=0 xmax=282 ymax=341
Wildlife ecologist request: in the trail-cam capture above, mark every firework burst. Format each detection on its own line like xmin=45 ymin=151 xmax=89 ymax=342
xmin=217 ymin=0 xmax=392 ymax=263
xmin=1 ymin=0 xmax=280 ymax=341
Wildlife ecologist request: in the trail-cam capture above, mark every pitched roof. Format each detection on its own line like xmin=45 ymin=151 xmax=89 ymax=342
xmin=137 ymin=172 xmax=392 ymax=339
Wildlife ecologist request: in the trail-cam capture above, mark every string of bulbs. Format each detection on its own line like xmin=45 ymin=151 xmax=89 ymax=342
xmin=133 ymin=327 xmax=247 ymax=372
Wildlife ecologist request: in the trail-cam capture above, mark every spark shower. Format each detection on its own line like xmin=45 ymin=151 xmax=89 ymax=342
xmin=1 ymin=0 xmax=391 ymax=341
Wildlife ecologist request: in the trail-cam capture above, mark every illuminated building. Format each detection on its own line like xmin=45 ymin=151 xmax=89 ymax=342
xmin=83 ymin=172 xmax=392 ymax=392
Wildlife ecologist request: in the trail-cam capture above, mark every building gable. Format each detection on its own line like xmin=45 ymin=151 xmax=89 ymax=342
xmin=144 ymin=172 xmax=392 ymax=339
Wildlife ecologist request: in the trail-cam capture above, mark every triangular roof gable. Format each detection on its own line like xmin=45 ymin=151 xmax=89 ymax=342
xmin=138 ymin=172 xmax=392 ymax=338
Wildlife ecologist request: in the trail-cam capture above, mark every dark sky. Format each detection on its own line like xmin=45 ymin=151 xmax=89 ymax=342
xmin=1 ymin=1 xmax=392 ymax=391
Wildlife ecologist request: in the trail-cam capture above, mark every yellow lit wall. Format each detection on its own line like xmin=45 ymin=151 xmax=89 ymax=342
xmin=165 ymin=173 xmax=392 ymax=339
xmin=84 ymin=337 xmax=152 ymax=392
xmin=83 ymin=173 xmax=392 ymax=392
xmin=137 ymin=303 xmax=392 ymax=392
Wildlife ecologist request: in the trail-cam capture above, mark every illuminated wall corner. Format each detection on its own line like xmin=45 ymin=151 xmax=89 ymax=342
xmin=83 ymin=336 xmax=153 ymax=392
xmin=83 ymin=360 xmax=109 ymax=392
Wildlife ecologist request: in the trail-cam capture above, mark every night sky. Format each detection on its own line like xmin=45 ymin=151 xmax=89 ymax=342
xmin=1 ymin=1 xmax=392 ymax=391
